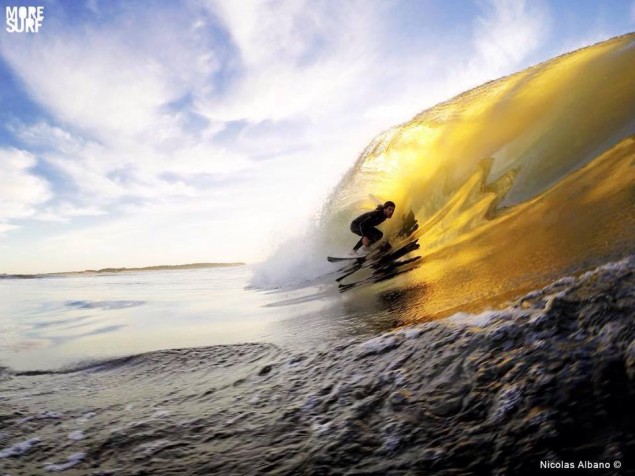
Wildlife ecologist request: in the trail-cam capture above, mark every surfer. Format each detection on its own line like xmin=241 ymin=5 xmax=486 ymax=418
xmin=350 ymin=201 xmax=395 ymax=256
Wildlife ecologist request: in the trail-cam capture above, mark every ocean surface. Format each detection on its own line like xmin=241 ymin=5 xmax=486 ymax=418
xmin=0 ymin=257 xmax=633 ymax=474
xmin=0 ymin=265 xmax=400 ymax=372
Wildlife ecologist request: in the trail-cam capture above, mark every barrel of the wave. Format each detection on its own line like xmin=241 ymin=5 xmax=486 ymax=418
xmin=321 ymin=33 xmax=635 ymax=321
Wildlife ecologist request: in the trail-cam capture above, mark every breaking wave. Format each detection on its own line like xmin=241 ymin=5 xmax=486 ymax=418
xmin=253 ymin=33 xmax=635 ymax=320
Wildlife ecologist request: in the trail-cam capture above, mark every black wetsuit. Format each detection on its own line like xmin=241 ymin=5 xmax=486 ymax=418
xmin=350 ymin=206 xmax=388 ymax=251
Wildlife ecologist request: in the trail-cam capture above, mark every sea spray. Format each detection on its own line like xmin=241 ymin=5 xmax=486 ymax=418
xmin=249 ymin=225 xmax=339 ymax=289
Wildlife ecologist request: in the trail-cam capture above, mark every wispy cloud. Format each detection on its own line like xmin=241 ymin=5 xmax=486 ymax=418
xmin=1 ymin=0 xmax=388 ymax=255
xmin=473 ymin=0 xmax=551 ymax=71
xmin=362 ymin=0 xmax=553 ymax=131
xmin=197 ymin=0 xmax=379 ymax=122
xmin=0 ymin=148 xmax=51 ymax=233
xmin=437 ymin=0 xmax=552 ymax=100
xmin=0 ymin=0 xmax=628 ymax=272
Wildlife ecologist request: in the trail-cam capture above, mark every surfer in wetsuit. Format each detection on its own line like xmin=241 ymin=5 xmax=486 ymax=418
xmin=350 ymin=201 xmax=395 ymax=256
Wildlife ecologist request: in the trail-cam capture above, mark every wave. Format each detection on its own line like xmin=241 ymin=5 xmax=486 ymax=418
xmin=253 ymin=33 xmax=635 ymax=319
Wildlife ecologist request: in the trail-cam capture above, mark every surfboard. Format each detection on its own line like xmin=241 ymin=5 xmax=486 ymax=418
xmin=327 ymin=255 xmax=366 ymax=263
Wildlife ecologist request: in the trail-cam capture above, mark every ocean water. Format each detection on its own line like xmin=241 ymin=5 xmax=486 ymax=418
xmin=0 ymin=265 xmax=400 ymax=372
xmin=0 ymin=257 xmax=632 ymax=475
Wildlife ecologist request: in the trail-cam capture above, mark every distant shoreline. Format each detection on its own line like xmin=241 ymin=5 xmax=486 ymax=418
xmin=0 ymin=262 xmax=246 ymax=279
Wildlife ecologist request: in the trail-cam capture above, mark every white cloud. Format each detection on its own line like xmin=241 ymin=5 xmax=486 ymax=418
xmin=198 ymin=0 xmax=380 ymax=122
xmin=23 ymin=200 xmax=260 ymax=273
xmin=12 ymin=121 xmax=78 ymax=150
xmin=0 ymin=2 xmax=264 ymax=222
xmin=0 ymin=148 xmax=51 ymax=232
xmin=361 ymin=0 xmax=553 ymax=131
xmin=3 ymin=37 xmax=169 ymax=137
xmin=0 ymin=6 xmax=219 ymax=141
xmin=0 ymin=223 xmax=18 ymax=235
xmin=0 ymin=0 xmax=388 ymax=267
xmin=424 ymin=0 xmax=553 ymax=105
xmin=35 ymin=202 xmax=107 ymax=223
xmin=472 ymin=0 xmax=550 ymax=73
xmin=13 ymin=120 xmax=253 ymax=204
xmin=0 ymin=0 xmax=614 ymax=273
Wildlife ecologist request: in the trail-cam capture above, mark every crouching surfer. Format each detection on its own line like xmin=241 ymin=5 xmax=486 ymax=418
xmin=350 ymin=201 xmax=395 ymax=256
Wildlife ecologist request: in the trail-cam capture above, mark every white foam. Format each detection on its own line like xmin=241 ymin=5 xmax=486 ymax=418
xmin=18 ymin=411 xmax=64 ymax=425
xmin=360 ymin=334 xmax=401 ymax=355
xmin=0 ymin=437 xmax=41 ymax=458
xmin=249 ymin=230 xmax=335 ymax=289
xmin=134 ymin=439 xmax=170 ymax=456
xmin=400 ymin=327 xmax=425 ymax=339
xmin=68 ymin=430 xmax=85 ymax=441
xmin=311 ymin=420 xmax=332 ymax=436
xmin=490 ymin=384 xmax=524 ymax=423
xmin=550 ymin=276 xmax=576 ymax=288
xmin=77 ymin=412 xmax=96 ymax=424
xmin=583 ymin=256 xmax=631 ymax=279
xmin=302 ymin=395 xmax=320 ymax=411
xmin=225 ymin=414 xmax=246 ymax=426
xmin=543 ymin=290 xmax=569 ymax=311
xmin=447 ymin=310 xmax=497 ymax=327
xmin=43 ymin=452 xmax=85 ymax=472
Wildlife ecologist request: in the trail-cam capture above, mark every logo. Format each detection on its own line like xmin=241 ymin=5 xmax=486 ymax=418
xmin=6 ymin=6 xmax=44 ymax=33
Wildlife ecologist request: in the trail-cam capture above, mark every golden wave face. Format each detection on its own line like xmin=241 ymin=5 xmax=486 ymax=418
xmin=324 ymin=33 xmax=635 ymax=321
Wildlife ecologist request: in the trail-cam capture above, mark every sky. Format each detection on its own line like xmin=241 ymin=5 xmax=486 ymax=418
xmin=0 ymin=0 xmax=634 ymax=274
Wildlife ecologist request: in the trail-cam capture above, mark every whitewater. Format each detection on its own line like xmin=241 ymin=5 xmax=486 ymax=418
xmin=1 ymin=34 xmax=634 ymax=474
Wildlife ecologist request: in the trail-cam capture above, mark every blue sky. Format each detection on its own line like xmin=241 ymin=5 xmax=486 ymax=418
xmin=1 ymin=0 xmax=634 ymax=273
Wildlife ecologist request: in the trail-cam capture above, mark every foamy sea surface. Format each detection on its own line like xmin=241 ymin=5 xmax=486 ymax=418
xmin=0 ymin=257 xmax=632 ymax=475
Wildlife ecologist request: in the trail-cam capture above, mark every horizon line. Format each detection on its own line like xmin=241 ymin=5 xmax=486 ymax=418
xmin=0 ymin=261 xmax=247 ymax=278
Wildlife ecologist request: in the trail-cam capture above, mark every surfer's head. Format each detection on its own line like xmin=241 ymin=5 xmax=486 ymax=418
xmin=383 ymin=201 xmax=395 ymax=218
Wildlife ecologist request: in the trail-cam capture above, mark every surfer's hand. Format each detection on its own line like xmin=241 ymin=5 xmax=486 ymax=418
xmin=362 ymin=236 xmax=370 ymax=247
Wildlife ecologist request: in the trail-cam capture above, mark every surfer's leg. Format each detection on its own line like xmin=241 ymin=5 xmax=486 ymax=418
xmin=350 ymin=223 xmax=364 ymax=251
xmin=351 ymin=228 xmax=382 ymax=255
xmin=367 ymin=228 xmax=383 ymax=245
